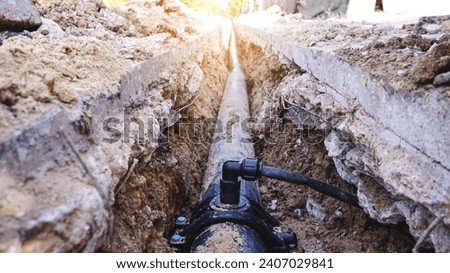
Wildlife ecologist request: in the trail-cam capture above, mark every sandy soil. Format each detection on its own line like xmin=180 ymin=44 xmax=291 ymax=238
xmin=0 ymin=0 xmax=228 ymax=253
xmin=34 ymin=0 xmax=200 ymax=39
xmin=0 ymin=35 xmax=133 ymax=129
xmin=0 ymin=0 xmax=206 ymax=131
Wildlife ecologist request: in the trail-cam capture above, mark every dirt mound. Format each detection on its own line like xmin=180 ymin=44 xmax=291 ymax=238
xmin=34 ymin=0 xmax=199 ymax=38
xmin=239 ymin=12 xmax=450 ymax=94
xmin=339 ymin=33 xmax=450 ymax=91
xmin=0 ymin=0 xmax=206 ymax=132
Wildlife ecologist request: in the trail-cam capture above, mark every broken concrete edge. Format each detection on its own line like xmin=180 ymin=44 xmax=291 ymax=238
xmin=233 ymin=23 xmax=450 ymax=225
xmin=88 ymin=25 xmax=228 ymax=144
xmin=273 ymin=63 xmax=449 ymax=250
xmin=235 ymin=25 xmax=450 ymax=251
xmin=0 ymin=25 xmax=226 ymax=171
xmin=274 ymin=70 xmax=441 ymax=225
xmin=0 ymin=0 xmax=42 ymax=32
xmin=0 ymin=25 xmax=227 ymax=252
xmin=235 ymin=22 xmax=449 ymax=171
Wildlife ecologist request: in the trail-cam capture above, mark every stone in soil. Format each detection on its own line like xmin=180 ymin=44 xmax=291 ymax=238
xmin=0 ymin=0 xmax=42 ymax=31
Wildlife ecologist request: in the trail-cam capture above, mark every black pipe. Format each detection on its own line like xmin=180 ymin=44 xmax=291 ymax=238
xmin=260 ymin=165 xmax=360 ymax=208
xmin=190 ymin=223 xmax=267 ymax=253
xmin=170 ymin=27 xmax=296 ymax=253
xmin=221 ymin=158 xmax=361 ymax=208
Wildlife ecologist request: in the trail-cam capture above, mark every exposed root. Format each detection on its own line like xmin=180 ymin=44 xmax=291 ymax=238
xmin=114 ymin=158 xmax=138 ymax=195
xmin=412 ymin=216 xmax=443 ymax=253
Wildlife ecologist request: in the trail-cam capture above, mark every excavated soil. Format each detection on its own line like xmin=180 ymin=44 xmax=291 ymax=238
xmin=240 ymin=38 xmax=417 ymax=252
xmin=2 ymin=1 xmax=445 ymax=253
xmin=34 ymin=0 xmax=201 ymax=39
xmin=0 ymin=35 xmax=133 ymax=129
xmin=238 ymin=12 xmax=450 ymax=94
xmin=0 ymin=0 xmax=229 ymax=253
xmin=0 ymin=0 xmax=207 ymax=130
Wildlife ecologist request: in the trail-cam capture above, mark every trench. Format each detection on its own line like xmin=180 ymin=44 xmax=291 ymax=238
xmin=1 ymin=0 xmax=448 ymax=254
xmin=108 ymin=25 xmax=417 ymax=253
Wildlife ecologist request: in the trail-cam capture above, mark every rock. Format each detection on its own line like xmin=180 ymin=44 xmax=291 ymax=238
xmin=334 ymin=34 xmax=345 ymax=42
xmin=163 ymin=0 xmax=181 ymax=13
xmin=269 ymin=199 xmax=278 ymax=211
xmin=430 ymin=223 xmax=450 ymax=253
xmin=92 ymin=25 xmax=110 ymax=40
xmin=433 ymin=71 xmax=450 ymax=86
xmin=299 ymin=0 xmax=349 ymax=18
xmin=265 ymin=5 xmax=282 ymax=15
xmin=402 ymin=34 xmax=435 ymax=52
xmin=0 ymin=31 xmax=22 ymax=46
xmin=423 ymin=24 xmax=442 ymax=34
xmin=334 ymin=208 xmax=344 ymax=218
xmin=410 ymin=43 xmax=450 ymax=84
xmin=438 ymin=34 xmax=450 ymax=44
xmin=2 ymin=179 xmax=107 ymax=252
xmin=418 ymin=15 xmax=450 ymax=25
xmin=302 ymin=240 xmax=324 ymax=252
xmin=166 ymin=155 xmax=178 ymax=167
xmin=259 ymin=185 xmax=269 ymax=194
xmin=0 ymin=0 xmax=42 ymax=31
xmin=397 ymin=70 xmax=406 ymax=77
xmin=294 ymin=208 xmax=304 ymax=219
xmin=65 ymin=25 xmax=84 ymax=37
xmin=441 ymin=20 xmax=450 ymax=32
xmin=0 ymin=123 xmax=109 ymax=253
xmin=306 ymin=198 xmax=328 ymax=222
xmin=34 ymin=18 xmax=64 ymax=40
xmin=186 ymin=65 xmax=203 ymax=93
xmin=102 ymin=11 xmax=126 ymax=32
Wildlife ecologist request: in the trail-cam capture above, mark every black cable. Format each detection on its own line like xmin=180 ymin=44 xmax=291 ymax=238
xmin=260 ymin=165 xmax=361 ymax=208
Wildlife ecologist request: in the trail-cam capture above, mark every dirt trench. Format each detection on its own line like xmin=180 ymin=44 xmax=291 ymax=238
xmin=106 ymin=43 xmax=229 ymax=252
xmin=103 ymin=28 xmax=423 ymax=253
xmin=117 ymin=33 xmax=420 ymax=253
xmin=1 ymin=0 xmax=445 ymax=253
xmin=236 ymin=37 xmax=417 ymax=252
